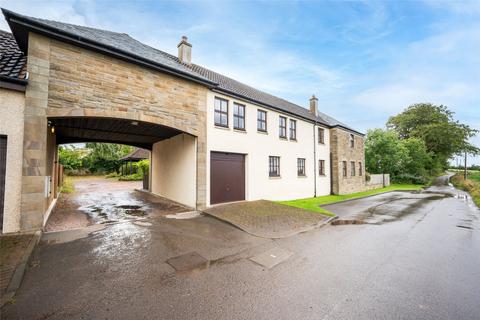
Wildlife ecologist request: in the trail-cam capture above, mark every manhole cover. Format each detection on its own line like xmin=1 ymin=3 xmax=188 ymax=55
xmin=250 ymin=247 xmax=293 ymax=269
xmin=166 ymin=252 xmax=208 ymax=271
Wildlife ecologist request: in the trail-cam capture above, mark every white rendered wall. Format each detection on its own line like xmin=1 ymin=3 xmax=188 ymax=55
xmin=151 ymin=133 xmax=197 ymax=208
xmin=206 ymin=92 xmax=330 ymax=206
xmin=0 ymin=89 xmax=25 ymax=233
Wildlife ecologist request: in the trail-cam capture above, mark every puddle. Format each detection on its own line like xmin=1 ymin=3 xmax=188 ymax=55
xmin=79 ymin=201 xmax=148 ymax=223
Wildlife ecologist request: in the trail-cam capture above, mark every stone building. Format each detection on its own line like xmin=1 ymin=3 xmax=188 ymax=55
xmin=0 ymin=9 xmax=365 ymax=233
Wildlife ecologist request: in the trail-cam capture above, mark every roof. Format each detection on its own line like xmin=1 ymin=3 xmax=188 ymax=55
xmin=2 ymin=9 xmax=215 ymax=87
xmin=1 ymin=8 xmax=362 ymax=135
xmin=0 ymin=29 xmax=27 ymax=86
xmin=120 ymin=148 xmax=150 ymax=161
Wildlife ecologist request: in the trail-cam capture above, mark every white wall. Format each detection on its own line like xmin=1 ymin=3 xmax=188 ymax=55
xmin=206 ymin=92 xmax=330 ymax=206
xmin=0 ymin=88 xmax=25 ymax=233
xmin=151 ymin=133 xmax=197 ymax=208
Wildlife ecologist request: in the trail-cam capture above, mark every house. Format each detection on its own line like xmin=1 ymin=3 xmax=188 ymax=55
xmin=0 ymin=9 xmax=365 ymax=234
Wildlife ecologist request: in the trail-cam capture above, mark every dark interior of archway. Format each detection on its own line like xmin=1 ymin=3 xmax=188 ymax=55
xmin=49 ymin=117 xmax=183 ymax=150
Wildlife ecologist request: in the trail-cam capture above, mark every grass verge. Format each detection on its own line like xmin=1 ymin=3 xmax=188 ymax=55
xmin=60 ymin=176 xmax=74 ymax=194
xmin=279 ymin=184 xmax=424 ymax=217
xmin=450 ymin=172 xmax=480 ymax=207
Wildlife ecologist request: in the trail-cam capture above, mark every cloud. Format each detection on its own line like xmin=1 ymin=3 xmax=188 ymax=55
xmin=0 ymin=0 xmax=478 ymax=164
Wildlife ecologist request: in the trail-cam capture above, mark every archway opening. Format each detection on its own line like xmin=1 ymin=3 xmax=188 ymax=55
xmin=44 ymin=117 xmax=196 ymax=231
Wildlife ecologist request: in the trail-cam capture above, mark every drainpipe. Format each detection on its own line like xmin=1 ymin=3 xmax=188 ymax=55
xmin=313 ymin=121 xmax=317 ymax=197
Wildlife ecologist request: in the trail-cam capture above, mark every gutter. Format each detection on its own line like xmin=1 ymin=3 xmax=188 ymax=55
xmin=0 ymin=75 xmax=27 ymax=92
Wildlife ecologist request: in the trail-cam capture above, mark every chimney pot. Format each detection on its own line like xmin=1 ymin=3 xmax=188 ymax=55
xmin=310 ymin=94 xmax=318 ymax=116
xmin=177 ymin=36 xmax=192 ymax=64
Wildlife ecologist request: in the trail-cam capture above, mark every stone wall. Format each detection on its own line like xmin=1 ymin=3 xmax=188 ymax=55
xmin=20 ymin=33 xmax=209 ymax=231
xmin=330 ymin=128 xmax=365 ymax=195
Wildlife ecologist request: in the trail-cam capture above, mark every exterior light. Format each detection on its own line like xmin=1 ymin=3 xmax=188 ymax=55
xmin=51 ymin=126 xmax=55 ymax=134
xmin=131 ymin=121 xmax=139 ymax=126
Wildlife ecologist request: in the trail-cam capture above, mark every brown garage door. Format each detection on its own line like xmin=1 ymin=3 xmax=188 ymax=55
xmin=210 ymin=152 xmax=245 ymax=205
xmin=0 ymin=136 xmax=7 ymax=231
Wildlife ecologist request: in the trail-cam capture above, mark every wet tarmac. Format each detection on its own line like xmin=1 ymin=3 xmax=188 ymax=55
xmin=45 ymin=177 xmax=187 ymax=232
xmin=2 ymin=175 xmax=479 ymax=319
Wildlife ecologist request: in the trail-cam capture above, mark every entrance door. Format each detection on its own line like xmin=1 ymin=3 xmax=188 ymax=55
xmin=0 ymin=136 xmax=7 ymax=231
xmin=210 ymin=152 xmax=245 ymax=205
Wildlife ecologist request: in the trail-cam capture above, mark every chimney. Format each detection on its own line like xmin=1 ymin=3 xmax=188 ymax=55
xmin=310 ymin=95 xmax=318 ymax=116
xmin=177 ymin=36 xmax=192 ymax=64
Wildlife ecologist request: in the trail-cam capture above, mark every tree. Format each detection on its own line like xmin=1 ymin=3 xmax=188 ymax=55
xmin=58 ymin=145 xmax=85 ymax=171
xmin=84 ymin=143 xmax=134 ymax=173
xmin=365 ymin=129 xmax=409 ymax=177
xmin=401 ymin=138 xmax=432 ymax=177
xmin=387 ymin=103 xmax=478 ymax=171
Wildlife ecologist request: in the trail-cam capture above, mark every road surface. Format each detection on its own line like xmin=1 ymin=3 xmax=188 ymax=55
xmin=2 ymin=176 xmax=479 ymax=319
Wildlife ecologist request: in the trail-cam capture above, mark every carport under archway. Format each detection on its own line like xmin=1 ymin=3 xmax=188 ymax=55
xmin=50 ymin=117 xmax=182 ymax=150
xmin=49 ymin=116 xmax=199 ymax=209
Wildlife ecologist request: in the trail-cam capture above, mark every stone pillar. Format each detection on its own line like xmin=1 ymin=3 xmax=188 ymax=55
xmin=20 ymin=33 xmax=51 ymax=230
xmin=195 ymin=95 xmax=207 ymax=210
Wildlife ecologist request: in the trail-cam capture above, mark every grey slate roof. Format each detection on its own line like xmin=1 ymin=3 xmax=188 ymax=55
xmin=0 ymin=30 xmax=27 ymax=81
xmin=2 ymin=9 xmax=213 ymax=84
xmin=2 ymin=9 xmax=361 ymax=134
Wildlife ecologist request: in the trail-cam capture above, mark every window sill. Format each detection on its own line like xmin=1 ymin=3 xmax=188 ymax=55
xmin=319 ymin=174 xmax=327 ymax=177
xmin=214 ymin=125 xmax=230 ymax=131
xmin=298 ymin=175 xmax=307 ymax=178
xmin=318 ymin=142 xmax=325 ymax=145
xmin=279 ymin=136 xmax=288 ymax=140
xmin=257 ymin=130 xmax=268 ymax=135
xmin=290 ymin=138 xmax=297 ymax=142
xmin=269 ymin=175 xmax=281 ymax=179
xmin=233 ymin=128 xmax=246 ymax=133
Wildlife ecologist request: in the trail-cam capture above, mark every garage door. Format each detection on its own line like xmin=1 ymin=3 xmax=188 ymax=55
xmin=0 ymin=136 xmax=7 ymax=230
xmin=210 ymin=152 xmax=245 ymax=205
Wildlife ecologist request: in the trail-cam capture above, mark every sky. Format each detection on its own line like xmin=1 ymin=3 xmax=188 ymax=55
xmin=1 ymin=0 xmax=479 ymax=164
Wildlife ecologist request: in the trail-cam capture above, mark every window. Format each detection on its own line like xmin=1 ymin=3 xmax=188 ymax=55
xmin=279 ymin=116 xmax=287 ymax=138
xmin=342 ymin=161 xmax=347 ymax=177
xmin=233 ymin=103 xmax=245 ymax=130
xmin=350 ymin=134 xmax=355 ymax=148
xmin=289 ymin=119 xmax=297 ymax=140
xmin=214 ymin=97 xmax=228 ymax=127
xmin=257 ymin=110 xmax=267 ymax=132
xmin=350 ymin=161 xmax=356 ymax=176
xmin=269 ymin=156 xmax=280 ymax=177
xmin=318 ymin=128 xmax=325 ymax=144
xmin=358 ymin=162 xmax=363 ymax=176
xmin=319 ymin=159 xmax=325 ymax=176
xmin=297 ymin=158 xmax=306 ymax=176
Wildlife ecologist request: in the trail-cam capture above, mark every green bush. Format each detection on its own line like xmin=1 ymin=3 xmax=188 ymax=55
xmin=118 ymin=173 xmax=143 ymax=181
xmin=105 ymin=172 xmax=120 ymax=179
xmin=392 ymin=174 xmax=429 ymax=185
xmin=137 ymin=159 xmax=149 ymax=175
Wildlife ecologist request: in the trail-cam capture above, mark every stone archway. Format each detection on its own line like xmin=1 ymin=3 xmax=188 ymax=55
xmin=20 ymin=32 xmax=208 ymax=231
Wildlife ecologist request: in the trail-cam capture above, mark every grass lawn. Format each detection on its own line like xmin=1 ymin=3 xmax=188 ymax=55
xmin=279 ymin=184 xmax=424 ymax=217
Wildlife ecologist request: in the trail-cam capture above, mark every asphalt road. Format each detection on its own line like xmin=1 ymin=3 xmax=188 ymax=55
xmin=2 ymin=176 xmax=479 ymax=320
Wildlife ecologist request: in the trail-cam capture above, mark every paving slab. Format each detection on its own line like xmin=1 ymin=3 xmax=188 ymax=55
xmin=166 ymin=252 xmax=209 ymax=272
xmin=249 ymin=247 xmax=293 ymax=269
xmin=203 ymin=200 xmax=330 ymax=238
